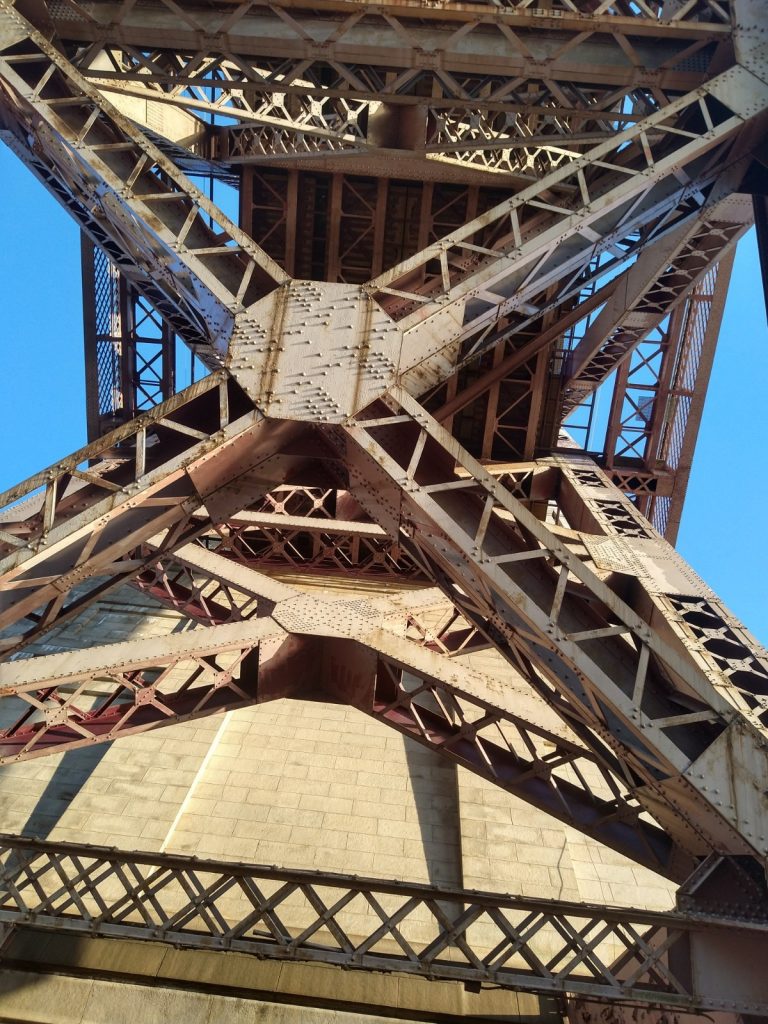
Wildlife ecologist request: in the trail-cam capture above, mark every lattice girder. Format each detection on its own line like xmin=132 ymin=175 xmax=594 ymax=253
xmin=0 ymin=556 xmax=706 ymax=877
xmin=561 ymin=194 xmax=753 ymax=413
xmin=0 ymin=377 xmax=327 ymax=654
xmin=2 ymin=385 xmax=768 ymax=869
xmin=0 ymin=834 xmax=766 ymax=1015
xmin=2 ymin=417 xmax=768 ymax=873
xmin=65 ymin=3 xmax=726 ymax=185
xmin=2 ymin=0 xmax=767 ymax=423
xmin=339 ymin=391 xmax=768 ymax=865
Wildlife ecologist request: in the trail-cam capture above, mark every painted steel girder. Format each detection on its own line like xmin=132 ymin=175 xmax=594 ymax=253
xmin=68 ymin=33 xmax=724 ymax=188
xmin=403 ymin=197 xmax=741 ymax=533
xmin=42 ymin=0 xmax=736 ymax=34
xmin=549 ymin=206 xmax=740 ymax=539
xmin=0 ymin=2 xmax=287 ymax=366
xmin=560 ymin=194 xmax=752 ymax=413
xmin=2 ymin=0 xmax=767 ymax=426
xmin=594 ymin=253 xmax=734 ymax=541
xmin=51 ymin=0 xmax=729 ymax=104
xmin=68 ymin=63 xmax=680 ymax=190
xmin=227 ymin=113 xmax=752 ymax=421
xmin=199 ymin=509 xmax=426 ymax=584
xmin=0 ymin=558 xmax=692 ymax=877
xmin=0 ymin=375 xmax=316 ymax=652
xmin=164 ymin=470 xmax=556 ymax=599
xmin=566 ymin=250 xmax=730 ymax=538
xmin=3 ymin=368 xmax=765 ymax=872
xmin=39 ymin=496 xmax=754 ymax=878
xmin=348 ymin=653 xmax=686 ymax=878
xmin=339 ymin=390 xmax=768 ymax=866
xmin=639 ymin=258 xmax=735 ymax=541
xmin=81 ymin=236 xmax=177 ymax=439
xmin=555 ymin=457 xmax=768 ymax=733
xmin=71 ymin=63 xmax=727 ymax=191
xmin=0 ymin=834 xmax=766 ymax=1015
xmin=135 ymin=540 xmax=491 ymax=665
xmin=141 ymin=540 xmax=488 ymax=665
xmin=0 ymin=619 xmax=276 ymax=759
xmin=371 ymin=135 xmax=748 ymax=388
xmin=226 ymin=65 xmax=761 ymax=414
xmin=0 ymin=0 xmax=765 ymax=929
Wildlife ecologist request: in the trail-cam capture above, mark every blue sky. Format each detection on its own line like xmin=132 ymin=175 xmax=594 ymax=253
xmin=0 ymin=144 xmax=766 ymax=644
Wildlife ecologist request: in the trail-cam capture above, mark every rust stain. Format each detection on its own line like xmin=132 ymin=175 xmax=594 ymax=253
xmin=258 ymin=283 xmax=289 ymax=412
xmin=350 ymin=292 xmax=373 ymax=417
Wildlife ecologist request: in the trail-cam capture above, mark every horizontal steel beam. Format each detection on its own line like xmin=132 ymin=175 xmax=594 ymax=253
xmin=0 ymin=546 xmax=684 ymax=873
xmin=0 ymin=834 xmax=765 ymax=1014
xmin=55 ymin=0 xmax=727 ymax=94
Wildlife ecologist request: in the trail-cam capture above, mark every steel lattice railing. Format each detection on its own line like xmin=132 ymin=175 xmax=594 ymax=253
xmin=0 ymin=834 xmax=764 ymax=1014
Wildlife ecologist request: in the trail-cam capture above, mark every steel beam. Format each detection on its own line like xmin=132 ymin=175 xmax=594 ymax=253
xmin=82 ymin=236 xmax=177 ymax=439
xmin=340 ymin=391 xmax=768 ymax=864
xmin=592 ymin=247 xmax=736 ymax=538
xmin=0 ymin=0 xmax=766 ymax=1013
xmin=556 ymin=456 xmax=768 ymax=734
xmin=560 ymin=196 xmax=752 ymax=414
xmin=0 ymin=835 xmax=766 ymax=1015
xmin=0 ymin=619 xmax=280 ymax=760
xmin=0 ymin=376 xmax=307 ymax=651
xmin=56 ymin=0 xmax=728 ymax=105
xmin=0 ymin=2 xmax=287 ymax=364
xmin=3 ymin=1 xmax=766 ymax=421
xmin=0 ymin=548 xmax=685 ymax=874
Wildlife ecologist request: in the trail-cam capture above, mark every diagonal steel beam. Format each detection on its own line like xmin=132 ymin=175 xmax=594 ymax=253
xmin=0 ymin=1 xmax=287 ymax=364
xmin=4 ymin=0 xmax=766 ymax=424
xmin=0 ymin=545 xmax=686 ymax=874
xmin=560 ymin=194 xmax=752 ymax=414
xmin=228 ymin=65 xmax=766 ymax=417
xmin=328 ymin=649 xmax=689 ymax=879
xmin=557 ymin=455 xmax=768 ymax=733
xmin=0 ymin=377 xmax=317 ymax=650
xmin=339 ymin=390 xmax=768 ymax=865
xmin=0 ymin=619 xmax=282 ymax=760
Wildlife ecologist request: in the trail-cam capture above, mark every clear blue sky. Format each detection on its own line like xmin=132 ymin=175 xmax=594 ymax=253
xmin=0 ymin=144 xmax=766 ymax=644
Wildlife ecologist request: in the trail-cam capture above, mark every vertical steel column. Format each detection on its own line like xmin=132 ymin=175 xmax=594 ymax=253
xmin=81 ymin=235 xmax=176 ymax=441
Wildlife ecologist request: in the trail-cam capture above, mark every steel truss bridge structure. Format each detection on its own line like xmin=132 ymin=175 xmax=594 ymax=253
xmin=0 ymin=0 xmax=767 ymax=1020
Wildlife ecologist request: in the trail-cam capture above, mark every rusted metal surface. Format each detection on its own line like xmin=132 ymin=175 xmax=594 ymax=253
xmin=0 ymin=834 xmax=767 ymax=1014
xmin=0 ymin=550 xmax=691 ymax=874
xmin=341 ymin=392 xmax=768 ymax=865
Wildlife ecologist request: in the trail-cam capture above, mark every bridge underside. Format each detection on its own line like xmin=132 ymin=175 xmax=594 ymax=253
xmin=1 ymin=0 xmax=768 ymax=1020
